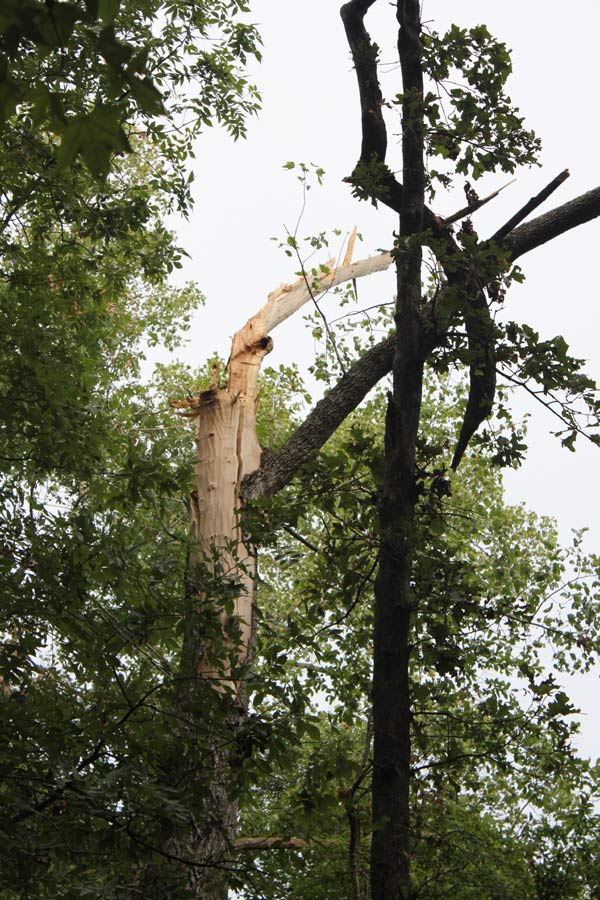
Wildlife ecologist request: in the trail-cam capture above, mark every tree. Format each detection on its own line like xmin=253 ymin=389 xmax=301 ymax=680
xmin=3 ymin=2 xmax=600 ymax=900
xmin=167 ymin=4 xmax=600 ymax=897
xmin=231 ymin=381 xmax=600 ymax=900
xmin=0 ymin=0 xmax=260 ymax=179
xmin=0 ymin=3 xmax=259 ymax=896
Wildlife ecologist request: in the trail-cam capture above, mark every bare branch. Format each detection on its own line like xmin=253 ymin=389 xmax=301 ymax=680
xmin=492 ymin=169 xmax=570 ymax=242
xmin=444 ymin=178 xmax=516 ymax=227
xmin=505 ymin=184 xmax=600 ymax=260
xmin=234 ymin=835 xmax=332 ymax=851
xmin=236 ymin=250 xmax=393 ymax=343
xmin=282 ymin=524 xmax=320 ymax=554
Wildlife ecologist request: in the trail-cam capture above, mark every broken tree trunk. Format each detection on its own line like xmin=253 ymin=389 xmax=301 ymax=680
xmin=170 ymin=237 xmax=394 ymax=898
xmin=182 ymin=235 xmax=393 ymax=689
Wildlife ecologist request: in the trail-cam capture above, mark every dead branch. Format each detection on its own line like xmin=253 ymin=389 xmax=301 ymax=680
xmin=227 ymin=250 xmax=393 ymax=382
xmin=492 ymin=169 xmax=570 ymax=242
xmin=261 ymin=252 xmax=393 ymax=334
xmin=170 ymin=396 xmax=202 ymax=417
xmin=444 ymin=179 xmax=516 ymax=227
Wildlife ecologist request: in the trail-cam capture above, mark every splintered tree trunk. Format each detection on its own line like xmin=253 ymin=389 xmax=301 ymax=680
xmin=177 ymin=379 xmax=267 ymax=900
xmin=168 ymin=238 xmax=394 ymax=899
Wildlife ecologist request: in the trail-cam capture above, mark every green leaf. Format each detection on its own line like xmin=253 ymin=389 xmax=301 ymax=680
xmin=128 ymin=75 xmax=165 ymax=116
xmin=57 ymin=105 xmax=132 ymax=178
xmin=98 ymin=0 xmax=121 ymax=24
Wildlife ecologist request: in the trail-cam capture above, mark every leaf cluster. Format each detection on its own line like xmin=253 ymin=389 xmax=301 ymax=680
xmin=419 ymin=23 xmax=540 ymax=184
xmin=0 ymin=0 xmax=261 ymax=178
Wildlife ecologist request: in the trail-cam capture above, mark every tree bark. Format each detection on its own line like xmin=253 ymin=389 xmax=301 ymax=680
xmin=370 ymin=4 xmax=424 ymax=899
xmin=506 ymin=184 xmax=600 ymax=259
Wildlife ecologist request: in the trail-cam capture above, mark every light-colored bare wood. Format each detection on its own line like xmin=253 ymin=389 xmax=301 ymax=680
xmin=342 ymin=227 xmax=357 ymax=266
xmin=261 ymin=249 xmax=392 ymax=334
xmin=185 ymin=242 xmax=394 ymax=692
xmin=191 ymin=390 xmax=257 ymax=687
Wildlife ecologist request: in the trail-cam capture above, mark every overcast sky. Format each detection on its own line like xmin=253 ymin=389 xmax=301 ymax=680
xmin=166 ymin=1 xmax=600 ymax=757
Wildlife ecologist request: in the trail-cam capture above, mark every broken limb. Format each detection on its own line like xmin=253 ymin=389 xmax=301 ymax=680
xmin=244 ymin=176 xmax=600 ymax=498
xmin=492 ymin=168 xmax=570 ymax=242
xmin=444 ymin=178 xmax=516 ymax=227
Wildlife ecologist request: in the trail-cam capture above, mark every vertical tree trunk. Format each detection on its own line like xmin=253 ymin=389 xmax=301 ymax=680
xmin=371 ymin=309 xmax=423 ymax=900
xmin=173 ymin=341 xmax=269 ymax=899
xmin=371 ymin=2 xmax=424 ymax=898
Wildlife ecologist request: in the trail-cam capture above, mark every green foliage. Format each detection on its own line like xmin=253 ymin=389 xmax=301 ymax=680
xmin=0 ymin=0 xmax=261 ymax=178
xmin=233 ymin=373 xmax=600 ymax=900
xmin=0 ymin=31 xmax=223 ymax=885
xmin=497 ymin=322 xmax=600 ymax=451
xmin=0 ymin=157 xmax=201 ymax=896
xmin=420 ymin=23 xmax=540 ymax=183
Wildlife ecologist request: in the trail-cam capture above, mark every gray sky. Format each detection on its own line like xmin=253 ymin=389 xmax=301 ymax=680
xmin=168 ymin=1 xmax=600 ymax=758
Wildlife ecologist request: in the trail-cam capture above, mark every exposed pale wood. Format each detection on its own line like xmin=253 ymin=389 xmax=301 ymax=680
xmin=191 ymin=388 xmax=262 ymax=686
xmin=177 ymin=239 xmax=395 ymax=894
xmin=170 ymin=396 xmax=202 ymax=416
xmin=343 ymin=227 xmax=358 ymax=266
xmin=261 ymin=251 xmax=393 ymax=334
xmin=226 ymin=249 xmax=393 ymax=393
xmin=187 ymin=243 xmax=394 ymax=687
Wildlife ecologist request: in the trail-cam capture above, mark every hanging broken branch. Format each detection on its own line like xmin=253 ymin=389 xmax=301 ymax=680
xmin=444 ymin=178 xmax=516 ymax=227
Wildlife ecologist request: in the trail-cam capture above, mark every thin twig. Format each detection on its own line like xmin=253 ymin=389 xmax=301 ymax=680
xmin=286 ymin=228 xmax=348 ymax=376
xmin=282 ymin=524 xmax=320 ymax=554
xmin=443 ymin=178 xmax=516 ymax=226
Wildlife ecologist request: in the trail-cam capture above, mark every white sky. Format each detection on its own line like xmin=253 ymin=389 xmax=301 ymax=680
xmin=166 ymin=1 xmax=600 ymax=758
